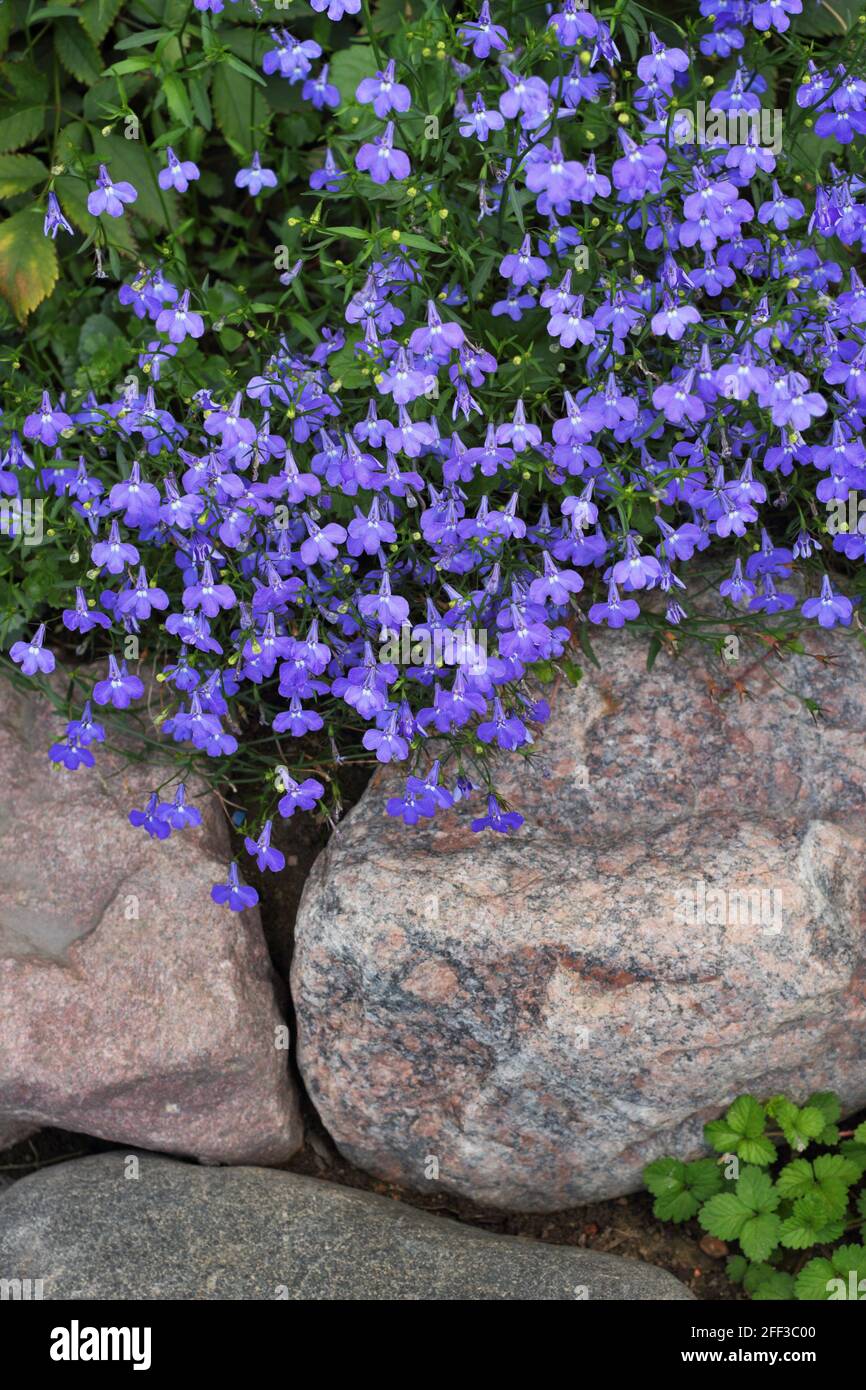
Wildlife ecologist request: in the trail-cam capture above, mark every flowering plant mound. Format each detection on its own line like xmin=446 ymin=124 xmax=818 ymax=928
xmin=1 ymin=0 xmax=866 ymax=907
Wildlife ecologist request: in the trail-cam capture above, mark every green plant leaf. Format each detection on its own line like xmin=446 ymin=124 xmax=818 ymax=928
xmin=793 ymin=0 xmax=864 ymax=37
xmin=79 ymin=0 xmax=123 ymax=43
xmin=794 ymin=1257 xmax=837 ymax=1301
xmin=699 ymin=1193 xmax=750 ymax=1241
xmin=0 ymin=154 xmax=48 ymax=199
xmin=0 ymin=106 xmax=45 ymax=154
xmin=780 ymin=1192 xmax=845 ymax=1250
xmin=54 ymin=17 xmax=104 ymax=86
xmin=737 ymin=1166 xmax=779 ymax=1215
xmin=739 ymin=1212 xmax=781 ymax=1263
xmin=726 ymin=1254 xmax=748 ymax=1284
xmin=751 ymin=1270 xmax=796 ymax=1300
xmin=328 ymin=43 xmax=376 ymax=104
xmin=211 ymin=62 xmax=269 ymax=157
xmin=0 ymin=207 xmax=59 ymax=320
xmin=163 ymin=73 xmax=194 ymax=128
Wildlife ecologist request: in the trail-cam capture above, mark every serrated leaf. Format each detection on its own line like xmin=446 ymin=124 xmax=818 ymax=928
xmin=55 ymin=17 xmax=103 ymax=86
xmin=655 ymin=1189 xmax=701 ymax=1223
xmin=739 ymin=1212 xmax=781 ymax=1263
xmin=685 ymin=1158 xmax=724 ymax=1202
xmin=780 ymin=1192 xmax=845 ymax=1250
xmin=0 ymin=208 xmax=59 ymax=320
xmin=726 ymin=1254 xmax=748 ymax=1284
xmin=0 ymin=106 xmax=45 ymax=154
xmin=644 ymin=1156 xmax=685 ymax=1197
xmin=855 ymin=1121 xmax=866 ymax=1144
xmin=0 ymin=154 xmax=48 ymax=199
xmin=79 ymin=0 xmax=123 ymax=43
xmin=738 ymin=1136 xmax=777 ymax=1166
xmin=705 ymin=1118 xmax=741 ymax=1153
xmin=794 ymin=1257 xmax=837 ymax=1301
xmin=777 ymin=1158 xmax=815 ymax=1200
xmin=807 ymin=1091 xmax=842 ymax=1127
xmin=751 ymin=1270 xmax=795 ymax=1300
xmin=699 ymin=1193 xmax=750 ymax=1241
xmin=211 ymin=62 xmax=269 ymax=157
xmin=737 ymin=1166 xmax=779 ymax=1215
xmin=727 ymin=1094 xmax=766 ymax=1139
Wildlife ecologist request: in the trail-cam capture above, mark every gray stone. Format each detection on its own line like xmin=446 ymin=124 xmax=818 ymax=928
xmin=0 ymin=1152 xmax=693 ymax=1301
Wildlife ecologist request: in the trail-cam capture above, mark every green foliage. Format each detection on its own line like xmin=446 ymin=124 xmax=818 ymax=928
xmin=645 ymin=1092 xmax=866 ymax=1301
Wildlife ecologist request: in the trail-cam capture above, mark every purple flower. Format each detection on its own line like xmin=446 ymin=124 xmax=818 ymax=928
xmin=303 ymin=64 xmax=340 ymax=110
xmin=356 ymin=60 xmax=411 ymax=117
xmin=588 ymin=581 xmax=641 ymax=629
xmin=471 ymin=794 xmax=524 ymax=834
xmin=235 ymin=152 xmax=278 ymax=197
xmin=355 ymin=122 xmax=410 ymax=185
xmin=43 ymin=192 xmax=73 ymax=238
xmin=129 ymin=792 xmax=172 ymax=839
xmin=309 ymin=0 xmax=360 ymax=18
xmin=158 ymin=147 xmax=200 ymax=192
xmin=245 ymin=820 xmax=286 ymax=872
xmin=23 ymin=391 xmax=72 ymax=446
xmin=87 ymin=164 xmax=138 ymax=217
xmin=155 ymin=289 xmax=205 ymax=344
xmin=211 ymin=862 xmax=259 ymax=911
xmin=92 ymin=655 xmax=144 ymax=708
xmin=277 ymin=772 xmax=325 ymax=818
xmin=458 ymin=1 xmax=508 ymax=58
xmin=10 ymin=623 xmax=55 ymax=676
xmin=801 ymin=576 xmax=853 ymax=629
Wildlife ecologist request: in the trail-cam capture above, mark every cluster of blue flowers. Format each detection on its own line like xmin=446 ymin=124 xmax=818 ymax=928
xmin=5 ymin=0 xmax=866 ymax=907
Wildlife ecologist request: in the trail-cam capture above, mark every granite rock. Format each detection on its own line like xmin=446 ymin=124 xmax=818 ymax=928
xmin=293 ymin=631 xmax=866 ymax=1209
xmin=0 ymin=677 xmax=302 ymax=1165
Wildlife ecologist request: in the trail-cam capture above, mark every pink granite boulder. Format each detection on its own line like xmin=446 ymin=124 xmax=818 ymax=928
xmin=0 ymin=678 xmax=302 ymax=1164
xmin=293 ymin=631 xmax=866 ymax=1210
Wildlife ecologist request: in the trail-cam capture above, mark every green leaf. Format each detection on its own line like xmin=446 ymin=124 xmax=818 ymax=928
xmin=699 ymin=1193 xmax=750 ymax=1242
xmin=751 ymin=1270 xmax=796 ymax=1301
xmin=0 ymin=106 xmax=45 ymax=154
xmin=328 ymin=43 xmax=376 ymax=103
xmin=163 ymin=73 xmax=194 ymax=128
xmin=79 ymin=0 xmax=123 ymax=44
xmin=776 ymin=1158 xmax=815 ymax=1200
xmin=855 ymin=1121 xmax=866 ymax=1145
xmin=793 ymin=0 xmax=863 ymax=37
xmin=77 ymin=312 xmax=122 ymax=360
xmin=780 ymin=1192 xmax=845 ymax=1250
xmin=795 ymin=1257 xmax=837 ymax=1301
xmin=211 ymin=62 xmax=268 ymax=157
xmin=727 ymin=1095 xmax=766 ymax=1139
xmin=737 ymin=1167 xmax=779 ymax=1215
xmin=54 ymin=17 xmax=104 ymax=86
xmin=399 ymin=232 xmax=446 ymax=255
xmin=726 ymin=1255 xmax=748 ymax=1284
xmin=0 ymin=154 xmax=48 ymax=200
xmin=807 ymin=1091 xmax=841 ymax=1127
xmin=0 ymin=208 xmax=59 ymax=320
xmin=737 ymin=1136 xmax=777 ymax=1167
xmin=685 ymin=1158 xmax=724 ymax=1202
xmin=739 ymin=1212 xmax=781 ymax=1263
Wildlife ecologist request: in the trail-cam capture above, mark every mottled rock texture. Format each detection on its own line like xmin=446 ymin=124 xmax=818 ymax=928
xmin=0 ymin=677 xmax=301 ymax=1164
xmin=293 ymin=630 xmax=866 ymax=1210
xmin=0 ymin=1151 xmax=693 ymax=1300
